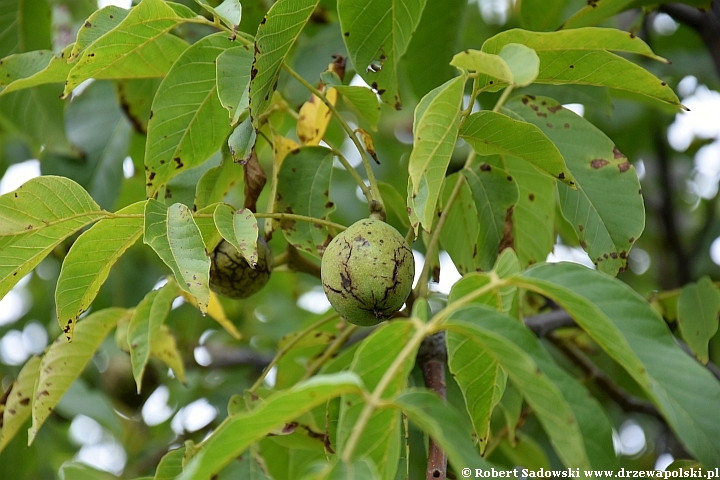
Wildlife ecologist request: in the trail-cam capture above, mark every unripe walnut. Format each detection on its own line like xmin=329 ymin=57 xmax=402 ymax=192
xmin=321 ymin=219 xmax=414 ymax=326
xmin=209 ymin=238 xmax=273 ymax=299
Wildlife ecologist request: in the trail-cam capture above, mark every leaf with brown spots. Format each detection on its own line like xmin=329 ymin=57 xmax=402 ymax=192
xmin=276 ymin=147 xmax=335 ymax=258
xmin=460 ymin=110 xmax=575 ymax=187
xmin=478 ymin=28 xmax=683 ymax=110
xmin=461 ymin=165 xmax=519 ymax=271
xmin=338 ymin=0 xmax=427 ymax=109
xmin=145 ymin=33 xmax=238 ymax=197
xmin=30 ymin=308 xmax=129 ymax=444
xmin=250 ymin=0 xmax=320 ymax=124
xmin=0 ymin=356 xmax=40 ymax=453
xmin=507 ymin=96 xmax=644 ymax=276
xmin=143 ymin=200 xmax=211 ymax=312
xmin=0 ymin=177 xmax=105 ymax=324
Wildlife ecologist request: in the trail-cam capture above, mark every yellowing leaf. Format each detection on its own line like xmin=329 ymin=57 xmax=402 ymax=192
xmin=297 ymin=88 xmax=337 ymax=146
xmin=180 ymin=289 xmax=241 ymax=340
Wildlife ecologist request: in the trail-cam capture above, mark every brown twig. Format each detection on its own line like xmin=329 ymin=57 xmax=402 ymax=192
xmin=417 ymin=332 xmax=448 ymax=480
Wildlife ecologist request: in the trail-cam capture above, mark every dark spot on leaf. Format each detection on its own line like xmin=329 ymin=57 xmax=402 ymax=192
xmin=344 ymin=31 xmax=349 ymax=37
xmin=548 ymin=105 xmax=562 ymax=113
xmin=610 ymin=252 xmax=618 ymax=259
xmin=564 ymin=123 xmax=570 ymax=128
xmin=522 ymin=97 xmax=528 ymax=104
xmin=377 ymin=88 xmax=385 ymax=95
xmin=260 ymin=17 xmax=266 ymax=24
xmin=580 ymin=240 xmax=587 ymax=248
xmin=325 ymin=201 xmax=334 ymax=208
xmin=661 ymin=82 xmax=667 ymax=86
xmin=618 ymin=161 xmax=630 ymax=172
xmin=629 ymin=237 xmax=635 ymax=243
xmin=148 ymin=172 xmax=156 ymax=180
xmin=630 ymin=32 xmax=635 ymax=38
xmin=558 ymin=172 xmax=565 ymax=180
xmin=578 ymin=225 xmax=584 ymax=232
xmin=620 ymin=251 xmax=627 ymax=259
xmin=85 ymin=21 xmax=91 ymax=27
xmin=527 ymin=95 xmax=535 ymax=100
xmin=174 ymin=157 xmax=184 ymax=169
xmin=591 ymin=159 xmax=609 ymax=169
xmin=480 ymin=163 xmax=491 ymax=171
xmin=570 ymin=65 xmax=574 ymax=68
xmin=528 ymin=193 xmax=535 ymax=201
xmin=546 ymin=123 xmax=553 ymax=128
xmin=613 ymin=146 xmax=626 ymax=159
xmin=506 ymin=175 xmax=512 ymax=181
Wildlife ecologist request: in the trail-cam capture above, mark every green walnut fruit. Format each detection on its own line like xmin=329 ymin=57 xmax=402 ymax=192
xmin=209 ymin=238 xmax=273 ymax=299
xmin=321 ymin=218 xmax=415 ymax=326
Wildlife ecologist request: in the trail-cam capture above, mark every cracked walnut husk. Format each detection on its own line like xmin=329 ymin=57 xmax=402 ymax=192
xmin=209 ymin=238 xmax=273 ymax=299
xmin=321 ymin=218 xmax=414 ymax=326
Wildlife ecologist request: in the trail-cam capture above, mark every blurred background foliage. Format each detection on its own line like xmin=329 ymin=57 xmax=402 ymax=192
xmin=0 ymin=0 xmax=719 ymax=477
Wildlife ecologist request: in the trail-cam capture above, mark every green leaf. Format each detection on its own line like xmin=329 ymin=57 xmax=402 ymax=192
xmin=249 ymin=0 xmax=319 ymax=123
xmin=179 ymin=373 xmax=365 ymax=480
xmin=448 ymin=249 xmax=519 ymax=312
xmin=480 ymin=28 xmax=681 ymax=108
xmin=407 ymin=76 xmax=465 ymax=231
xmin=446 ymin=310 xmax=591 ymax=469
xmin=128 ymin=280 xmax=182 ymax=391
xmin=44 ymin=80 xmax=132 ymax=210
xmin=193 ymin=203 xmax=224 ymax=252
xmin=519 ymin=0 xmax=567 ymax=31
xmin=0 ymin=177 xmax=104 ymax=317
xmin=29 ymin=308 xmax=129 ymax=444
xmin=114 ymin=78 xmax=162 ymax=134
xmin=338 ymin=322 xmax=416 ymax=479
xmin=228 ymin=117 xmax=256 ymax=163
xmin=1 ymin=45 xmax=73 ymax=94
xmin=460 ymin=110 xmax=573 ymax=186
xmin=561 ymin=0 xmax=636 ymax=29
xmin=338 ymin=0 xmax=426 ymax=109
xmin=154 ymin=447 xmax=185 ymax=480
xmin=439 ymin=174 xmax=479 ymax=275
xmin=69 ymin=6 xmax=129 ymax=61
xmin=213 ymin=204 xmax=259 ymax=266
xmin=0 ymin=84 xmax=73 ymax=155
xmin=377 ymin=182 xmax=410 ymax=231
xmin=446 ymin=323 xmax=504 ymax=453
xmin=0 ymin=50 xmax=52 ymax=87
xmin=150 ymin=324 xmax=187 ymax=384
xmin=677 ymin=276 xmax=720 ymax=364
xmin=506 ymin=95 xmax=644 ymax=275
xmin=472 ymin=307 xmax=618 ymax=468
xmin=143 ymin=199 xmax=211 ymax=313
xmin=461 ymin=164 xmax=519 ymax=271
xmin=0 ymin=355 xmax=40 ymax=453
xmin=216 ymin=45 xmax=253 ymax=124
xmin=516 ymin=263 xmax=720 ymax=467
xmin=194 ymin=153 xmax=244 ymax=211
xmin=145 ymin=32 xmax=238 ymax=197
xmin=498 ymin=43 xmax=539 ymax=87
xmin=56 ymin=201 xmax=145 ymax=338
xmin=393 ymin=390 xmax=493 ymax=471
xmin=194 ymin=0 xmax=241 ymax=29
xmin=58 ymin=462 xmax=120 ymax=480
xmin=504 ymin=156 xmax=555 ymax=268
xmin=0 ymin=0 xmax=51 ymax=58
xmin=402 ymin=0 xmax=465 ymax=100
xmin=276 ymin=146 xmax=335 ymax=258
xmin=334 ymin=86 xmax=380 ymax=131
xmin=450 ymin=50 xmax=513 ymax=85
xmin=63 ymin=0 xmax=194 ymax=96
xmin=313 ymin=459 xmax=379 ymax=480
